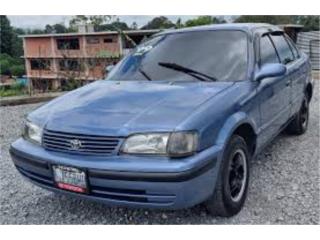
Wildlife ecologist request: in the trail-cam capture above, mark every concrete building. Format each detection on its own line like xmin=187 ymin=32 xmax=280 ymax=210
xmin=20 ymin=29 xmax=160 ymax=90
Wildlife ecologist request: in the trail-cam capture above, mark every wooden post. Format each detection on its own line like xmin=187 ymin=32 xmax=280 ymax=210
xmin=23 ymin=38 xmax=33 ymax=96
xmin=52 ymin=79 xmax=60 ymax=90
xmin=28 ymin=78 xmax=33 ymax=96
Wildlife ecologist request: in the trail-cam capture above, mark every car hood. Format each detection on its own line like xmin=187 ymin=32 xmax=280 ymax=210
xmin=29 ymin=80 xmax=233 ymax=136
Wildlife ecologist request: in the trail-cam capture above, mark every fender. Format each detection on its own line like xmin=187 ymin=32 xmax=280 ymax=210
xmin=215 ymin=111 xmax=258 ymax=148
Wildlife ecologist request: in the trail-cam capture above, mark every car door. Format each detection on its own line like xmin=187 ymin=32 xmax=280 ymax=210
xmin=257 ymin=33 xmax=292 ymax=146
xmin=270 ymin=33 xmax=297 ymax=122
xmin=285 ymin=35 xmax=307 ymax=116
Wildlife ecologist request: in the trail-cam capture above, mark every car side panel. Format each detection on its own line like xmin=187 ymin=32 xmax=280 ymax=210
xmin=290 ymin=53 xmax=310 ymax=116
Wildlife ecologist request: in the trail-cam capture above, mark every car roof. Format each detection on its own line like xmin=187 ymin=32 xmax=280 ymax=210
xmin=157 ymin=23 xmax=283 ymax=36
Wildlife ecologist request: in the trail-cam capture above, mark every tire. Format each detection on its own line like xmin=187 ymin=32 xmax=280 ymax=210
xmin=286 ymin=96 xmax=309 ymax=135
xmin=205 ymin=135 xmax=250 ymax=217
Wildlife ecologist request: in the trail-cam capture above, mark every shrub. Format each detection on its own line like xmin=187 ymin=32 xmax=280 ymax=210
xmin=10 ymin=65 xmax=25 ymax=77
xmin=61 ymin=78 xmax=82 ymax=91
xmin=0 ymin=82 xmax=26 ymax=97
xmin=0 ymin=53 xmax=25 ymax=76
xmin=0 ymin=58 xmax=11 ymax=75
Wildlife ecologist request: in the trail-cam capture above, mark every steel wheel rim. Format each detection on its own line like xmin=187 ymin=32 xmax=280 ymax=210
xmin=228 ymin=149 xmax=247 ymax=202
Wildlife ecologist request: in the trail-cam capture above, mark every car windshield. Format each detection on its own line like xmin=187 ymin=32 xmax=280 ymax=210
xmin=107 ymin=30 xmax=248 ymax=82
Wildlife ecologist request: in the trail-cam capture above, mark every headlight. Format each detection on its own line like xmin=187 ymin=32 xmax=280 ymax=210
xmin=121 ymin=133 xmax=169 ymax=155
xmin=121 ymin=132 xmax=198 ymax=157
xmin=23 ymin=121 xmax=43 ymax=144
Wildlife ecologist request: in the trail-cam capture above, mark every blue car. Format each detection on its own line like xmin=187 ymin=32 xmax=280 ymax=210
xmin=10 ymin=23 xmax=313 ymax=217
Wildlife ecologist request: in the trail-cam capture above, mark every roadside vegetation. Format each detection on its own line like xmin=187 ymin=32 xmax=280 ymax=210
xmin=1 ymin=16 xmax=27 ymax=97
xmin=0 ymin=83 xmax=26 ymax=97
xmin=0 ymin=54 xmax=25 ymax=77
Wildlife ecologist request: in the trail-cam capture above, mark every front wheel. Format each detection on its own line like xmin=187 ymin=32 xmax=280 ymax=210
xmin=205 ymin=135 xmax=250 ymax=217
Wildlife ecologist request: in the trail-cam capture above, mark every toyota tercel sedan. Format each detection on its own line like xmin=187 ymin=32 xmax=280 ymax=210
xmin=10 ymin=23 xmax=313 ymax=217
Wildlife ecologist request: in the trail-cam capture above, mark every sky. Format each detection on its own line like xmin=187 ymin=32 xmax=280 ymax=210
xmin=7 ymin=15 xmax=208 ymax=29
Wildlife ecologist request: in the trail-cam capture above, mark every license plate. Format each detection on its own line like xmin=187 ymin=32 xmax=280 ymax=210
xmin=53 ymin=165 xmax=87 ymax=193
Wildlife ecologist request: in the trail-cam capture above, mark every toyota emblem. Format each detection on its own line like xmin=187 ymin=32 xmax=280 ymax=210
xmin=70 ymin=139 xmax=82 ymax=150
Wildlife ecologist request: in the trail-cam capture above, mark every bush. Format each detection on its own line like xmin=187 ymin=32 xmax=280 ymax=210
xmin=0 ymin=82 xmax=26 ymax=97
xmin=61 ymin=78 xmax=82 ymax=91
xmin=0 ymin=53 xmax=25 ymax=76
xmin=10 ymin=65 xmax=25 ymax=77
xmin=0 ymin=58 xmax=11 ymax=75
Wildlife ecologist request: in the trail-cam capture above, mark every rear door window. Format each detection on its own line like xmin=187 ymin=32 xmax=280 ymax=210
xmin=270 ymin=34 xmax=295 ymax=64
xmin=260 ymin=35 xmax=280 ymax=65
xmin=285 ymin=36 xmax=300 ymax=59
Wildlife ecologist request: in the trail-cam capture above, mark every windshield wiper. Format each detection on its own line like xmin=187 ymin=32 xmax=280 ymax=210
xmin=158 ymin=62 xmax=217 ymax=82
xmin=138 ymin=67 xmax=152 ymax=81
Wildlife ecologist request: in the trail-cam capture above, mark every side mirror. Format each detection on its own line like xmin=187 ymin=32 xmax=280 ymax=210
xmin=105 ymin=65 xmax=115 ymax=74
xmin=255 ymin=63 xmax=287 ymax=82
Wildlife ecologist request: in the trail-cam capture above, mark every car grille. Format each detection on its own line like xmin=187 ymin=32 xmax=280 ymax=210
xmin=42 ymin=129 xmax=122 ymax=155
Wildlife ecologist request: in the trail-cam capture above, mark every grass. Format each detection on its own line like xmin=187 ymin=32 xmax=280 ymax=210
xmin=0 ymin=83 xmax=27 ymax=97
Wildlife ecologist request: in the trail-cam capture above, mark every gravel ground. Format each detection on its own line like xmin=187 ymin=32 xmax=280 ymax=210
xmin=0 ymin=83 xmax=319 ymax=224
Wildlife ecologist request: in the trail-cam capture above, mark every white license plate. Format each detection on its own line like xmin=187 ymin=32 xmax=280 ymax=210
xmin=53 ymin=165 xmax=87 ymax=193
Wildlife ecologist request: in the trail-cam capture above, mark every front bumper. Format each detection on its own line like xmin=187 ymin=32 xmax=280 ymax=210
xmin=10 ymin=138 xmax=223 ymax=209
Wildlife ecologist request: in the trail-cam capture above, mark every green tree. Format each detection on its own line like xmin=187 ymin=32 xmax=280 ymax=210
xmin=175 ymin=18 xmax=183 ymax=29
xmin=184 ymin=16 xmax=226 ymax=27
xmin=53 ymin=24 xmax=68 ymax=33
xmin=0 ymin=56 xmax=11 ymax=75
xmin=141 ymin=16 xmax=175 ymax=29
xmin=44 ymin=24 xmax=54 ymax=33
xmin=89 ymin=15 xmax=112 ymax=27
xmin=10 ymin=65 xmax=25 ymax=77
xmin=69 ymin=15 xmax=113 ymax=31
xmin=0 ymin=15 xmax=14 ymax=56
xmin=0 ymin=53 xmax=25 ymax=76
xmin=11 ymin=28 xmax=24 ymax=58
xmin=0 ymin=16 xmax=24 ymax=60
xmin=29 ymin=28 xmax=45 ymax=34
xmin=96 ymin=21 xmax=130 ymax=32
xmin=234 ymin=15 xmax=320 ymax=31
xmin=131 ymin=22 xmax=138 ymax=30
xmin=234 ymin=15 xmax=295 ymax=25
xmin=69 ymin=15 xmax=89 ymax=27
xmin=294 ymin=16 xmax=320 ymax=31
xmin=42 ymin=24 xmax=69 ymax=34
